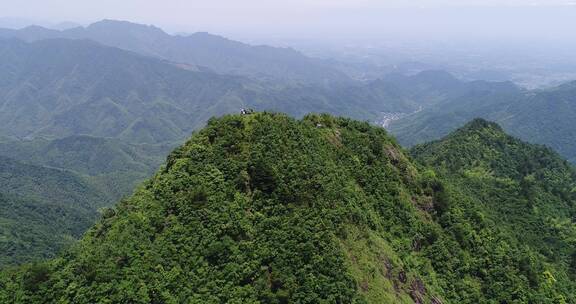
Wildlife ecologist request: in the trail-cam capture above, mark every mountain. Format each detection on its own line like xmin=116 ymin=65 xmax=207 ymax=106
xmin=0 ymin=17 xmax=47 ymax=30
xmin=383 ymin=70 xmax=523 ymax=109
xmin=411 ymin=119 xmax=576 ymax=301
xmin=389 ymin=77 xmax=576 ymax=163
xmin=0 ymin=156 xmax=110 ymax=266
xmin=1 ymin=113 xmax=574 ymax=303
xmin=0 ymin=19 xmax=350 ymax=84
xmin=496 ymin=82 xmax=576 ymax=163
xmin=413 ymin=119 xmax=576 ymax=253
xmin=0 ymin=37 xmax=423 ymax=145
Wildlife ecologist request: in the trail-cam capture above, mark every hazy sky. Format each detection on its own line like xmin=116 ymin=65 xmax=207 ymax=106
xmin=2 ymin=0 xmax=576 ymax=41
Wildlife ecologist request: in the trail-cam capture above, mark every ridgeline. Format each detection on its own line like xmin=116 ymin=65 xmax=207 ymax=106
xmin=1 ymin=113 xmax=574 ymax=303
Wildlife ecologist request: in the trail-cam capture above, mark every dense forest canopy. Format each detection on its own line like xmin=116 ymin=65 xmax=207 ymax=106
xmin=1 ymin=113 xmax=575 ymax=303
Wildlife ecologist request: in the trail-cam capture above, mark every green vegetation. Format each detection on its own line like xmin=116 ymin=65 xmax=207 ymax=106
xmin=0 ymin=157 xmax=110 ymax=266
xmin=411 ymin=118 xmax=576 ymax=302
xmin=1 ymin=113 xmax=574 ymax=303
xmin=0 ymin=136 xmax=173 ymax=267
xmin=0 ymin=136 xmax=170 ymax=176
xmin=0 ymin=135 xmax=174 ymax=201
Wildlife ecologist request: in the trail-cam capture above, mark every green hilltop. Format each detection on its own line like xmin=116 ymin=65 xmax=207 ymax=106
xmin=1 ymin=113 xmax=575 ymax=303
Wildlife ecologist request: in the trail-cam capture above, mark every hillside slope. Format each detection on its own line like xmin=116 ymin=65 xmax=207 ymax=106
xmin=498 ymin=82 xmax=576 ymax=163
xmin=0 ymin=157 xmax=110 ymax=266
xmin=0 ymin=136 xmax=174 ymax=200
xmin=1 ymin=113 xmax=575 ymax=303
xmin=412 ymin=119 xmax=576 ymax=302
xmin=0 ymin=136 xmax=172 ymax=267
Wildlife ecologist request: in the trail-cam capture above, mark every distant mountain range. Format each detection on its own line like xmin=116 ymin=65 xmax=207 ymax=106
xmin=8 ymin=19 xmax=574 ymax=163
xmin=388 ymin=74 xmax=576 ymax=163
xmin=0 ymin=38 xmax=250 ymax=143
xmin=2 ymin=19 xmax=575 ymax=165
xmin=0 ymin=19 xmax=350 ymax=84
xmin=0 ymin=37 xmax=428 ymax=144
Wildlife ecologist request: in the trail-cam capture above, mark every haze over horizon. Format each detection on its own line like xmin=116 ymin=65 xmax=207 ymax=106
xmin=2 ymin=0 xmax=576 ymax=43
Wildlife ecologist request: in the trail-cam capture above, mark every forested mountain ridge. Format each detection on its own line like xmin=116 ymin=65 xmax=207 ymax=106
xmin=382 ymin=70 xmax=522 ymax=108
xmin=497 ymin=82 xmax=576 ymax=163
xmin=0 ymin=19 xmax=350 ymax=83
xmin=412 ymin=119 xmax=576 ymax=294
xmin=1 ymin=113 xmax=574 ymax=303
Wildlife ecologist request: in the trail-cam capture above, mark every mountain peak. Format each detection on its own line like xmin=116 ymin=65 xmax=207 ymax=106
xmin=86 ymin=19 xmax=167 ymax=36
xmin=186 ymin=31 xmax=238 ymax=44
xmin=411 ymin=117 xmax=573 ymax=182
xmin=18 ymin=25 xmax=57 ymax=34
xmin=458 ymin=118 xmax=503 ymax=133
xmin=421 ymin=118 xmax=509 ymax=153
